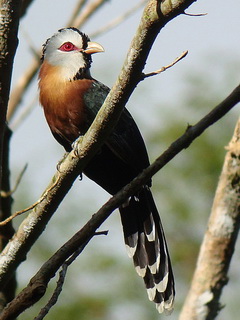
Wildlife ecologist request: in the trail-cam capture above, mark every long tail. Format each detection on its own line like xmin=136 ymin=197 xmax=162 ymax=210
xmin=119 ymin=187 xmax=175 ymax=314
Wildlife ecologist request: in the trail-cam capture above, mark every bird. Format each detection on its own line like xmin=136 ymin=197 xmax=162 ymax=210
xmin=38 ymin=27 xmax=175 ymax=313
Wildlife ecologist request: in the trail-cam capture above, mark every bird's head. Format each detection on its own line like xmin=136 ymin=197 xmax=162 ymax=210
xmin=41 ymin=27 xmax=104 ymax=80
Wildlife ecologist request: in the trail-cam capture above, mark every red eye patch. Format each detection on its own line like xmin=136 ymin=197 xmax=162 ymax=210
xmin=59 ymin=42 xmax=78 ymax=52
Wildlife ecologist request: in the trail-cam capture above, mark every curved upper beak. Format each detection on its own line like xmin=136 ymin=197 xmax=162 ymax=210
xmin=84 ymin=41 xmax=105 ymax=54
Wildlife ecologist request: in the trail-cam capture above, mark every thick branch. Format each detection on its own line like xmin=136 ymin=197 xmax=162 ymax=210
xmin=0 ymin=0 xmax=21 ymax=195
xmin=0 ymin=0 xmax=21 ymax=311
xmin=0 ymin=127 xmax=16 ymax=310
xmin=179 ymin=119 xmax=240 ymax=320
xmin=0 ymin=84 xmax=239 ymax=319
xmin=0 ymin=0 xmax=199 ymax=291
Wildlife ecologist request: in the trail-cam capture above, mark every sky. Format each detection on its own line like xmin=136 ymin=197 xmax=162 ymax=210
xmin=10 ymin=0 xmax=240 ymax=197
xmin=6 ymin=0 xmax=240 ymax=318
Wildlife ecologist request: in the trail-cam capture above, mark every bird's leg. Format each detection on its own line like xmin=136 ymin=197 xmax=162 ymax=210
xmin=71 ymin=136 xmax=84 ymax=158
xmin=72 ymin=137 xmax=84 ymax=180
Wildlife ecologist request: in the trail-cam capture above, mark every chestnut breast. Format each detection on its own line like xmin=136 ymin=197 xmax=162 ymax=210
xmin=39 ymin=61 xmax=94 ymax=145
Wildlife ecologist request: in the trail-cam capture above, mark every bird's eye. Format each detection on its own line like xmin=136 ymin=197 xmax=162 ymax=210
xmin=59 ymin=42 xmax=76 ymax=52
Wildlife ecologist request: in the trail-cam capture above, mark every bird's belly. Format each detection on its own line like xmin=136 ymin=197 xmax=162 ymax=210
xmin=84 ymin=144 xmax=141 ymax=195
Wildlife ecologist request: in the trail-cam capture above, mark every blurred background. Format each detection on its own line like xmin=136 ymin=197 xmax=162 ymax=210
xmin=7 ymin=0 xmax=240 ymax=319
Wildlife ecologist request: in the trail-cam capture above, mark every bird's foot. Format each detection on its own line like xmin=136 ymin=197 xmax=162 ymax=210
xmin=72 ymin=136 xmax=84 ymax=158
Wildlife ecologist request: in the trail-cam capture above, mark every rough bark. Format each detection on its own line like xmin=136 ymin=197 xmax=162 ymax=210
xmin=0 ymin=127 xmax=16 ymax=312
xmin=179 ymin=119 xmax=240 ymax=320
xmin=0 ymin=0 xmax=21 ymax=192
xmin=0 ymin=0 xmax=199 ymax=292
xmin=0 ymin=85 xmax=239 ymax=320
xmin=0 ymin=0 xmax=21 ymax=312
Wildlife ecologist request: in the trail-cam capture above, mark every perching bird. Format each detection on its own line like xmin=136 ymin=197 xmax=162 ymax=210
xmin=39 ymin=27 xmax=174 ymax=313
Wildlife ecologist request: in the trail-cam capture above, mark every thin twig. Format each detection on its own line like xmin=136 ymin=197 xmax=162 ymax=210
xmin=34 ymin=242 xmax=88 ymax=320
xmin=0 ymin=202 xmax=39 ymax=226
xmin=7 ymin=0 xmax=108 ymax=123
xmin=0 ymin=2 xmax=233 ymax=317
xmin=71 ymin=0 xmax=108 ymax=28
xmin=0 ymin=84 xmax=239 ymax=320
xmin=0 ymin=175 xmax=61 ymax=226
xmin=143 ymin=50 xmax=188 ymax=79
xmin=90 ymin=0 xmax=147 ymax=38
xmin=10 ymin=96 xmax=37 ymax=130
xmin=33 ymin=264 xmax=68 ymax=320
xmin=20 ymin=26 xmax=39 ymax=59
xmin=34 ymin=230 xmax=107 ymax=320
xmin=0 ymin=0 xmax=237 ymax=292
xmin=0 ymin=163 xmax=28 ymax=198
xmin=7 ymin=58 xmax=40 ymax=122
xmin=66 ymin=0 xmax=88 ymax=25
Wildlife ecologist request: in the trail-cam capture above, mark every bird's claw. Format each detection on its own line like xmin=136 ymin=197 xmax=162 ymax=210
xmin=72 ymin=136 xmax=84 ymax=158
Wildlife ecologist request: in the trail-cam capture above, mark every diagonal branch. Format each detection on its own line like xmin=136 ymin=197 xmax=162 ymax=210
xmin=7 ymin=0 xmax=108 ymax=122
xmin=90 ymin=0 xmax=147 ymax=38
xmin=69 ymin=0 xmax=109 ymax=28
xmin=33 ymin=233 xmax=108 ymax=320
xmin=0 ymin=84 xmax=239 ymax=320
xmin=142 ymin=50 xmax=188 ymax=78
xmin=8 ymin=1 xmax=146 ymax=130
xmin=0 ymin=0 xmax=202 ymax=294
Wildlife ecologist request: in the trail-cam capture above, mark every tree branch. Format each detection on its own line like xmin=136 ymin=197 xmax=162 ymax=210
xmin=33 ymin=233 xmax=99 ymax=320
xmin=0 ymin=0 xmax=21 ymax=195
xmin=90 ymin=0 xmax=146 ymax=38
xmin=68 ymin=0 xmax=108 ymax=28
xmin=0 ymin=0 xmax=21 ymax=310
xmin=0 ymin=0 xmax=234 ymax=294
xmin=142 ymin=50 xmax=188 ymax=78
xmin=0 ymin=83 xmax=239 ymax=319
xmin=179 ymin=118 xmax=240 ymax=320
xmin=0 ymin=0 xmax=200 ymax=292
xmin=0 ymin=127 xmax=16 ymax=311
xmin=7 ymin=0 xmax=108 ymax=122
